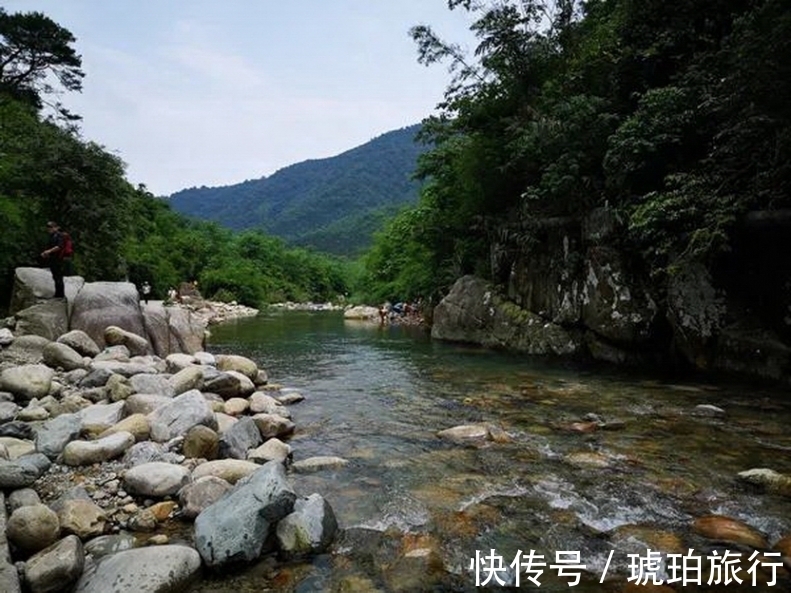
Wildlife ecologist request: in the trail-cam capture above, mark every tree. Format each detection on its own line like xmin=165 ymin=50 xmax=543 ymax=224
xmin=0 ymin=8 xmax=83 ymax=116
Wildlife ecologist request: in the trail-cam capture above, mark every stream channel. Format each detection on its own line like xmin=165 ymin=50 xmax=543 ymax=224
xmin=191 ymin=309 xmax=791 ymax=592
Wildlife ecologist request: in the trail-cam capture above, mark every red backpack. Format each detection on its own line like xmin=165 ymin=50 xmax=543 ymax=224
xmin=60 ymin=231 xmax=74 ymax=258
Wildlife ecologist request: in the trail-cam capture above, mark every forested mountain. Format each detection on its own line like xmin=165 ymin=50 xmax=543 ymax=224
xmin=168 ymin=125 xmax=427 ymax=255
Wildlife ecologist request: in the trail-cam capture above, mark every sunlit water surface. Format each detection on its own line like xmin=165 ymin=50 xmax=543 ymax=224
xmin=189 ymin=310 xmax=791 ymax=592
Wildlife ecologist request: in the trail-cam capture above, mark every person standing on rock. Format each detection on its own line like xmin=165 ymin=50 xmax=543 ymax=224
xmin=41 ymin=221 xmax=66 ymax=298
xmin=141 ymin=281 xmax=151 ymax=304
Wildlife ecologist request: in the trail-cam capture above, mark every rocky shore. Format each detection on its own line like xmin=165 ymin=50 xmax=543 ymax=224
xmin=0 ymin=268 xmax=341 ymax=593
xmin=0 ymin=327 xmax=342 ymax=593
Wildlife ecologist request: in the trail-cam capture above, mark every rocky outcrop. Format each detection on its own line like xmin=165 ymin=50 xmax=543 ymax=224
xmin=431 ymin=276 xmax=581 ymax=355
xmin=6 ymin=267 xmax=207 ymax=357
xmin=434 ymin=208 xmax=791 ymax=383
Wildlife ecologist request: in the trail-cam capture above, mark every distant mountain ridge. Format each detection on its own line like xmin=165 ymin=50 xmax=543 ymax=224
xmin=167 ymin=124 xmax=427 ymax=255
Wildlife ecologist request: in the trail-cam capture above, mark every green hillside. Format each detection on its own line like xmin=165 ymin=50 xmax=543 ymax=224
xmin=168 ymin=124 xmax=426 ymax=256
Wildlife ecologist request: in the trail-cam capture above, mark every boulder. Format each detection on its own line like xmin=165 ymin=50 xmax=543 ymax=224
xmin=8 ymin=267 xmax=82 ymax=314
xmin=0 ymin=454 xmax=51 ymax=489
xmin=167 ymin=306 xmax=206 ymax=354
xmin=42 ymin=342 xmax=87 ymax=371
xmin=0 ymin=335 xmax=50 ymax=364
xmin=215 ymin=354 xmax=258 ymax=380
xmin=56 ymin=499 xmax=106 ymax=539
xmin=0 ymin=328 xmax=13 ymax=346
xmin=98 ymin=414 xmax=150 ymax=442
xmin=123 ymin=462 xmax=191 ymax=498
xmin=0 ymin=364 xmax=54 ymax=401
xmin=71 ymin=545 xmax=201 ymax=593
xmin=141 ymin=301 xmax=170 ymax=357
xmin=276 ymin=493 xmax=338 ymax=557
xmin=130 ymin=373 xmax=174 ymax=397
xmin=35 ymin=413 xmax=82 ymax=459
xmin=168 ymin=365 xmax=204 ymax=395
xmin=79 ymin=401 xmax=126 ymax=435
xmin=191 ymin=459 xmax=259 ymax=484
xmin=104 ymin=325 xmax=150 ymax=357
xmin=147 ymin=389 xmax=216 ymax=442
xmin=182 ymin=425 xmax=219 ymax=460
xmin=6 ymin=504 xmax=60 ymax=554
xmin=194 ymin=461 xmax=296 ymax=567
xmin=62 ymin=431 xmax=135 ymax=466
xmin=7 ymin=489 xmax=41 ymax=512
xmin=165 ymin=353 xmax=198 ymax=373
xmin=56 ymin=330 xmax=101 ymax=358
xmin=247 ymin=438 xmax=292 ymax=465
xmin=124 ymin=393 xmax=172 ymax=416
xmin=252 ymin=413 xmax=295 ymax=439
xmin=24 ymin=535 xmax=84 ymax=593
xmin=204 ymin=370 xmax=255 ymax=399
xmin=70 ymin=281 xmax=146 ymax=350
xmin=178 ymin=476 xmax=232 ymax=519
xmin=218 ymin=416 xmax=262 ymax=460
xmin=14 ymin=301 xmax=69 ymax=342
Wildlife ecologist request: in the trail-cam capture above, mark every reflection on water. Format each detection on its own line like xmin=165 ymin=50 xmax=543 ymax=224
xmin=194 ymin=310 xmax=791 ymax=592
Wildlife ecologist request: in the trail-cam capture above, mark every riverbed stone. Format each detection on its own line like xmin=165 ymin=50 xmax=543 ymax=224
xmin=182 ymin=425 xmax=219 ymax=460
xmin=42 ymin=341 xmax=87 ymax=372
xmin=106 ymin=374 xmax=134 ymax=402
xmin=214 ymin=412 xmax=238 ymax=435
xmin=179 ymin=476 xmax=232 ymax=519
xmin=204 ymin=370 xmax=256 ymax=399
xmin=252 ymin=413 xmax=295 ymax=439
xmin=7 ymin=488 xmax=41 ymax=512
xmin=692 ymin=515 xmax=768 ymax=549
xmin=276 ymin=390 xmax=305 ymax=405
xmin=35 ymin=413 xmax=81 ymax=459
xmin=0 ymin=364 xmax=54 ymax=401
xmin=218 ymin=416 xmax=262 ymax=460
xmin=191 ymin=459 xmax=259 ymax=484
xmin=737 ymin=468 xmax=791 ymax=497
xmin=57 ymin=499 xmax=106 ymax=539
xmin=62 ymin=431 xmax=135 ymax=466
xmin=0 ymin=454 xmax=51 ymax=488
xmin=57 ymin=330 xmax=101 ymax=358
xmin=16 ymin=401 xmax=49 ymax=422
xmin=249 ymin=392 xmax=290 ymax=417
xmin=99 ymin=413 xmax=150 ymax=442
xmin=72 ymin=545 xmax=201 ymax=593
xmin=24 ymin=534 xmax=84 ymax=593
xmin=436 ymin=424 xmax=490 ymax=445
xmin=122 ymin=441 xmax=181 ymax=467
xmin=1 ymin=334 xmax=50 ymax=364
xmin=124 ymin=393 xmax=172 ymax=415
xmin=291 ymin=456 xmax=350 ymax=473
xmin=223 ymin=397 xmax=249 ymax=416
xmin=194 ymin=461 xmax=296 ymax=567
xmin=0 ymin=436 xmax=35 ymax=459
xmin=6 ymin=504 xmax=60 ymax=554
xmin=123 ymin=462 xmax=191 ymax=498
xmin=104 ymin=325 xmax=150 ymax=357
xmin=83 ymin=533 xmax=137 ymax=559
xmin=79 ymin=401 xmax=126 ymax=435
xmin=130 ymin=373 xmax=174 ymax=397
xmin=148 ymin=389 xmax=216 ymax=442
xmin=0 ymin=401 xmax=19 ymax=423
xmin=168 ymin=365 xmax=204 ymax=395
xmin=276 ymin=493 xmax=338 ymax=557
xmin=216 ymin=354 xmax=258 ymax=380
xmin=164 ymin=353 xmax=197 ymax=373
xmin=247 ymin=438 xmax=292 ymax=465
xmin=93 ymin=345 xmax=130 ymax=362
xmin=0 ymin=421 xmax=33 ymax=439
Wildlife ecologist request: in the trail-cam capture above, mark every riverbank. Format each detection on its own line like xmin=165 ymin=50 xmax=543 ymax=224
xmin=0 ymin=316 xmax=343 ymax=592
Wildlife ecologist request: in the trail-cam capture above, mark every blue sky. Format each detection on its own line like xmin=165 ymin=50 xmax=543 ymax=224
xmin=6 ymin=1 xmax=476 ymax=195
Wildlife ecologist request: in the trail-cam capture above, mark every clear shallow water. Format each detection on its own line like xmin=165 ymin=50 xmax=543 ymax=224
xmin=193 ymin=310 xmax=791 ymax=592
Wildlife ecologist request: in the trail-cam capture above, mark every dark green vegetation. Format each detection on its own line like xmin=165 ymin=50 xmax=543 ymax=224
xmin=0 ymin=8 xmax=350 ymax=309
xmin=168 ymin=125 xmax=427 ymax=256
xmin=360 ymin=0 xmax=791 ymax=305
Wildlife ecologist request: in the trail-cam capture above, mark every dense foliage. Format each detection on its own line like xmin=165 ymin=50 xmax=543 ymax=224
xmin=360 ymin=0 xmax=791 ymax=303
xmin=0 ymin=9 xmax=351 ymax=310
xmin=169 ymin=125 xmax=427 ymax=256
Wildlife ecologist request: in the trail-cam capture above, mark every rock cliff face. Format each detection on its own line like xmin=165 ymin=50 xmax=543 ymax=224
xmin=6 ymin=268 xmax=206 ymax=356
xmin=432 ymin=209 xmax=791 ymax=384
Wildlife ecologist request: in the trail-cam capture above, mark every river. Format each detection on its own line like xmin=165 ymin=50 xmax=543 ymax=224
xmin=192 ymin=309 xmax=791 ymax=592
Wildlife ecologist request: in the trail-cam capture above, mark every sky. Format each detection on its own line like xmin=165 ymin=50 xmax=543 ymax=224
xmin=6 ymin=1 xmax=477 ymax=196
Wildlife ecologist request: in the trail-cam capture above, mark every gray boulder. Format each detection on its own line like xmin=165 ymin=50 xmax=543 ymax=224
xmin=147 ymin=389 xmax=216 ymax=442
xmin=14 ymin=301 xmax=69 ymax=342
xmin=24 ymin=535 xmax=84 ymax=593
xmin=8 ymin=267 xmax=82 ymax=314
xmin=104 ymin=325 xmax=150 ymax=357
xmin=42 ymin=342 xmax=87 ymax=372
xmin=194 ymin=461 xmax=296 ymax=567
xmin=1 ymin=335 xmax=50 ymax=364
xmin=0 ymin=454 xmax=51 ymax=489
xmin=35 ymin=413 xmax=82 ymax=459
xmin=57 ymin=330 xmax=101 ymax=358
xmin=276 ymin=493 xmax=338 ymax=557
xmin=204 ymin=370 xmax=255 ymax=399
xmin=123 ymin=462 xmax=191 ymax=498
xmin=0 ymin=364 xmax=54 ymax=401
xmin=70 ymin=281 xmax=146 ymax=350
xmin=130 ymin=373 xmax=174 ymax=397
xmin=218 ymin=416 xmax=262 ymax=460
xmin=178 ymin=476 xmax=232 ymax=519
xmin=167 ymin=306 xmax=206 ymax=354
xmin=72 ymin=545 xmax=201 ymax=593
